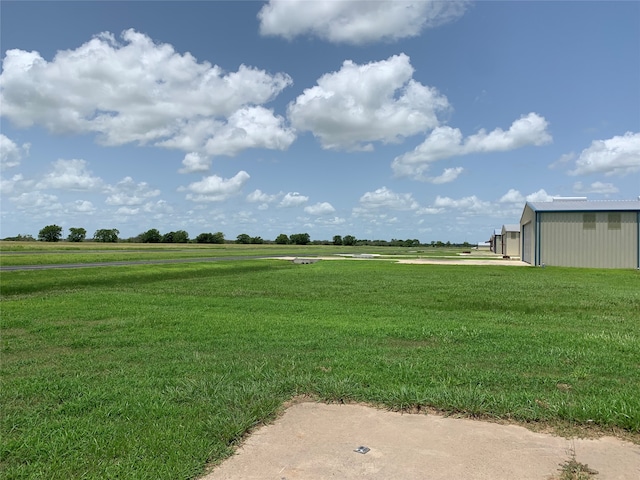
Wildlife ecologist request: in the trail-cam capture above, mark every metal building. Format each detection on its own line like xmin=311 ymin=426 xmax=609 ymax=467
xmin=491 ymin=228 xmax=503 ymax=254
xmin=501 ymin=224 xmax=520 ymax=257
xmin=520 ymin=199 xmax=640 ymax=268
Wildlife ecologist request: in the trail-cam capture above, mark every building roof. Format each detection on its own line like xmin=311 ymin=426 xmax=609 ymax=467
xmin=526 ymin=199 xmax=640 ymax=212
xmin=493 ymin=228 xmax=502 ymax=236
xmin=502 ymin=224 xmax=520 ymax=232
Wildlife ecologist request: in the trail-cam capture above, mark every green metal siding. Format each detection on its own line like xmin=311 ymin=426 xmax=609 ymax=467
xmin=538 ymin=211 xmax=638 ymax=268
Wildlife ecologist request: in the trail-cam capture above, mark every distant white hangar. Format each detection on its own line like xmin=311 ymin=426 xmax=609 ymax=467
xmin=520 ymin=199 xmax=640 ymax=268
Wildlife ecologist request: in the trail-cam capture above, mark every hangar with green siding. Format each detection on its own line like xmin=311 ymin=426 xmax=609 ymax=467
xmin=520 ymin=199 xmax=640 ymax=268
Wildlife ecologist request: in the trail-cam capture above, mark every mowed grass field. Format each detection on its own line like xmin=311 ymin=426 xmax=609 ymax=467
xmin=0 ymin=242 xmax=480 ymax=266
xmin=1 ymin=247 xmax=639 ymax=479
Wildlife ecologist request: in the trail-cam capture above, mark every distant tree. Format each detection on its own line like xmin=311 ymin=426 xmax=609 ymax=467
xmin=342 ymin=235 xmax=356 ymax=246
xmin=196 ymin=232 xmax=216 ymax=244
xmin=38 ymin=224 xmax=63 ymax=242
xmin=67 ymin=227 xmax=86 ymax=242
xmin=289 ymin=233 xmax=310 ymax=245
xmin=211 ymin=231 xmax=225 ymax=244
xmin=236 ymin=233 xmax=251 ymax=244
xmin=173 ymin=230 xmax=189 ymax=243
xmin=94 ymin=228 xmax=119 ymax=243
xmin=140 ymin=229 xmax=161 ymax=243
xmin=250 ymin=236 xmax=264 ymax=244
xmin=161 ymin=230 xmax=188 ymax=243
xmin=275 ymin=233 xmax=289 ymax=245
xmin=462 ymin=241 xmax=471 ymax=248
xmin=332 ymin=235 xmax=342 ymax=246
xmin=3 ymin=234 xmax=36 ymax=241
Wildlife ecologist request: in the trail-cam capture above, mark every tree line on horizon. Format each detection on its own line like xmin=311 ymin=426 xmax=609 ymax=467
xmin=2 ymin=224 xmax=472 ymax=248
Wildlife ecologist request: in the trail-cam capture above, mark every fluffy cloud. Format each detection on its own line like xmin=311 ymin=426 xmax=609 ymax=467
xmin=105 ymin=177 xmax=160 ymax=206
xmin=573 ymin=181 xmax=619 ymax=194
xmin=181 ymin=170 xmax=250 ymax=202
xmin=246 ymin=189 xmax=280 ymax=204
xmin=69 ymin=200 xmax=96 ymax=214
xmin=179 ymin=152 xmax=210 ymax=174
xmin=0 ymin=134 xmax=30 ymax=169
xmin=1 ymin=30 xmax=293 ymax=157
xmin=314 ymin=216 xmax=346 ymax=226
xmin=359 ymin=186 xmax=419 ymax=211
xmin=36 ymin=159 xmax=104 ymax=191
xmin=164 ymin=106 xmax=295 ymax=161
xmin=415 ymin=206 xmax=444 ymax=215
xmin=430 ymin=167 xmax=464 ymax=184
xmin=142 ymin=199 xmax=173 ymax=216
xmin=499 ymin=189 xmax=525 ymax=204
xmin=258 ymin=0 xmax=468 ymax=45
xmin=115 ymin=206 xmax=139 ymax=216
xmin=499 ymin=188 xmax=553 ymax=204
xmin=10 ymin=191 xmax=62 ymax=213
xmin=304 ymin=202 xmax=336 ymax=215
xmin=279 ymin=192 xmax=309 ymax=208
xmin=393 ymin=113 xmax=552 ymax=178
xmin=288 ymin=54 xmax=449 ymax=151
xmin=432 ymin=195 xmax=491 ymax=213
xmin=568 ymin=132 xmax=640 ymax=176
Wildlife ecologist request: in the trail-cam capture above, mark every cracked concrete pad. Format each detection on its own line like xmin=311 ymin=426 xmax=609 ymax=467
xmin=202 ymin=402 xmax=640 ymax=480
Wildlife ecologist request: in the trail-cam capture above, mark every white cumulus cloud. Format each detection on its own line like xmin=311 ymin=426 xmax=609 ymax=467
xmin=0 ymin=30 xmax=294 ymax=158
xmin=10 ymin=191 xmax=62 ymax=213
xmin=0 ymin=172 xmax=37 ymax=197
xmin=247 ymin=189 xmax=280 ymax=204
xmin=0 ymin=134 xmax=30 ymax=170
xmin=182 ymin=170 xmax=250 ymax=202
xmin=279 ymin=192 xmax=309 ymax=208
xmin=430 ymin=167 xmax=464 ymax=184
xmin=288 ymin=54 xmax=449 ymax=151
xmin=359 ymin=186 xmax=419 ymax=210
xmin=36 ymin=159 xmax=104 ymax=191
xmin=258 ymin=0 xmax=468 ymax=45
xmin=69 ymin=200 xmax=96 ymax=214
xmin=573 ymin=181 xmax=619 ymax=194
xmin=499 ymin=188 xmax=553 ymax=204
xmin=105 ymin=177 xmax=161 ymax=206
xmin=164 ymin=106 xmax=295 ymax=160
xmin=179 ymin=152 xmax=211 ymax=174
xmin=304 ymin=202 xmax=336 ymax=215
xmin=393 ymin=113 xmax=552 ymax=178
xmin=433 ymin=195 xmax=491 ymax=214
xmin=568 ymin=132 xmax=640 ymax=176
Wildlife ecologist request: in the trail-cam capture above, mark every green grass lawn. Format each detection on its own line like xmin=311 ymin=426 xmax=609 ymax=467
xmin=0 ymin=241 xmax=483 ymax=266
xmin=1 ymin=258 xmax=639 ymax=479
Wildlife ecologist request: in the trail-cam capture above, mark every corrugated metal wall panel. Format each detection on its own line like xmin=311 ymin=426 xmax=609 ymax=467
xmin=539 ymin=211 xmax=638 ymax=268
xmin=522 ymin=222 xmax=532 ymax=264
xmin=520 ymin=206 xmax=536 ymax=264
xmin=506 ymin=232 xmax=520 ymax=257
xmin=495 ymin=236 xmax=503 ymax=254
xmin=501 ymin=228 xmax=520 ymax=257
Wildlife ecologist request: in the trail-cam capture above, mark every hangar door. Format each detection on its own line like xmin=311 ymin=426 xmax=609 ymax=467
xmin=522 ymin=222 xmax=532 ymax=264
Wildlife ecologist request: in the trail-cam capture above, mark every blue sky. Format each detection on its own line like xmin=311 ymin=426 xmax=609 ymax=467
xmin=1 ymin=0 xmax=638 ymax=243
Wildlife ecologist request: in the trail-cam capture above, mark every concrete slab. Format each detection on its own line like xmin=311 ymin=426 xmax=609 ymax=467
xmin=201 ymin=402 xmax=639 ymax=480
